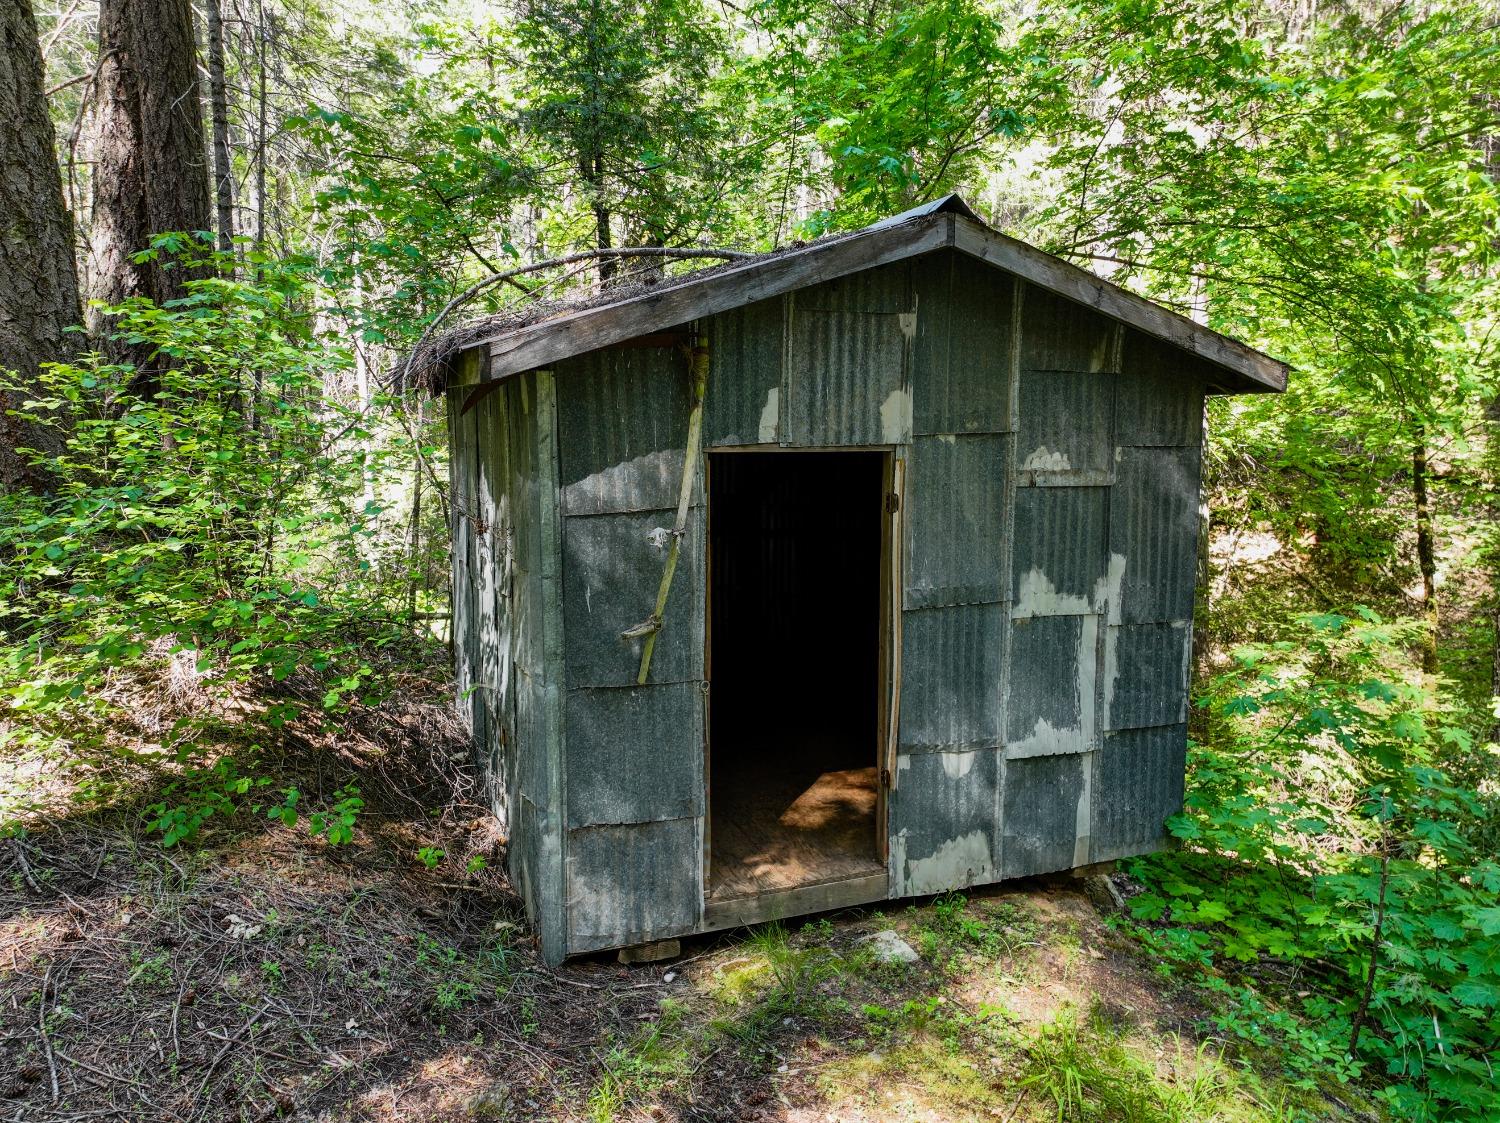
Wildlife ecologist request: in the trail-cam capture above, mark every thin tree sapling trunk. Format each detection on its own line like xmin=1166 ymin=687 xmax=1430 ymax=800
xmin=1412 ymin=432 xmax=1439 ymax=675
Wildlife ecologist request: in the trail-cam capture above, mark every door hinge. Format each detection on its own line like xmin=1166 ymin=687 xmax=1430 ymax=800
xmin=880 ymin=767 xmax=892 ymax=788
xmin=884 ymin=491 xmax=901 ymax=514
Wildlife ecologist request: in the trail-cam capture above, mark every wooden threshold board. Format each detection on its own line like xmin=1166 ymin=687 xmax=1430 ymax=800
xmin=701 ymin=871 xmax=889 ymax=933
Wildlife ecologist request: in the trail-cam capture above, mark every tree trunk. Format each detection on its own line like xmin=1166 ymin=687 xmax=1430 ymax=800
xmin=205 ymin=0 xmax=235 ymax=258
xmin=1412 ymin=433 xmax=1439 ymax=675
xmin=87 ymin=0 xmax=211 ymax=379
xmin=0 ymin=0 xmax=83 ymax=490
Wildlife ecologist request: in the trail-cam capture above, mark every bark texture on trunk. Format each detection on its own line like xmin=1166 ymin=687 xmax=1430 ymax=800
xmin=87 ymin=0 xmax=211 ymax=372
xmin=205 ymin=0 xmax=235 ymax=257
xmin=0 ymin=0 xmax=82 ymax=489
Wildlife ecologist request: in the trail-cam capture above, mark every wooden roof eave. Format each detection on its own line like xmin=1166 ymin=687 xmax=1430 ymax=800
xmin=446 ymin=210 xmax=1288 ymax=395
xmin=948 ymin=217 xmax=1288 ymax=393
xmin=445 ymin=212 xmax=952 ymax=389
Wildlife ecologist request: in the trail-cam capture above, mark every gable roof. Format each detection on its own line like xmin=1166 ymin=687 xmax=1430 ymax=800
xmin=439 ymin=196 xmax=1288 ymax=394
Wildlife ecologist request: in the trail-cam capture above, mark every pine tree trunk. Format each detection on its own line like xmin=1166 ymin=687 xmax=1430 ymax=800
xmin=205 ymin=0 xmax=236 ymax=258
xmin=0 ymin=0 xmax=82 ymax=490
xmin=87 ymin=0 xmax=211 ymax=379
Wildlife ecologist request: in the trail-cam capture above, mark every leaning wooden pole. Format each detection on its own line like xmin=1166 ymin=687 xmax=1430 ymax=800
xmin=627 ymin=335 xmax=709 ymax=685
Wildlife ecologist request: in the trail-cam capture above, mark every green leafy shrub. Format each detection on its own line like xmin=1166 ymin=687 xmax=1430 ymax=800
xmin=1125 ymin=611 xmax=1500 ymax=1121
xmin=0 ymin=237 xmax=433 ymax=839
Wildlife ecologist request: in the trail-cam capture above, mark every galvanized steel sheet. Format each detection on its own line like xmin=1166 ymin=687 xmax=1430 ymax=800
xmin=1010 ymin=486 xmax=1109 ymax=617
xmin=563 ymin=682 xmax=705 ymax=828
xmin=1118 ymin=331 xmax=1208 ymax=447
xmin=898 ymin=602 xmax=1004 ymax=752
xmin=704 ymin=298 xmax=784 ymax=447
xmin=911 ymin=251 xmax=1013 ymax=435
xmin=1104 ymin=623 xmax=1191 ymax=732
xmin=904 ymin=433 xmax=1010 ymax=609
xmin=566 ymin=818 xmax=702 ymax=951
xmin=890 ymin=748 xmax=1001 ymax=896
xmin=1000 ymin=752 xmax=1089 ymax=878
xmin=1108 ymin=446 xmax=1202 ymax=624
xmin=1091 ymin=724 xmax=1187 ymax=861
xmin=555 ymin=347 xmax=699 ymax=515
xmin=561 ymin=507 xmax=705 ymax=689
xmin=1004 ymin=614 xmax=1097 ymax=758
xmin=1019 ymin=284 xmax=1119 ymax=374
xmin=1015 ymin=369 xmax=1115 ymax=486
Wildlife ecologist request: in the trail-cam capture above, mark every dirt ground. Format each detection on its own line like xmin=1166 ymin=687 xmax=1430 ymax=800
xmin=0 ymin=672 xmax=1354 ymax=1123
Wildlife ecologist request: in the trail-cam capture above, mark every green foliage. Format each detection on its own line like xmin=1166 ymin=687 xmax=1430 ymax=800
xmin=0 ymin=239 xmax=429 ymax=839
xmin=1127 ymin=613 xmax=1500 ymax=1121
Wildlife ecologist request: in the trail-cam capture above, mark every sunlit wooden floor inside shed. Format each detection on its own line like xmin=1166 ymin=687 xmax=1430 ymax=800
xmin=708 ymin=748 xmax=883 ymax=901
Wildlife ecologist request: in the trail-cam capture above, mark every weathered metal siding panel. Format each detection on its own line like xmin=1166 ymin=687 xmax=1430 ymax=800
xmin=1005 ymin=614 xmax=1098 ymax=759
xmin=554 ymin=348 xmax=697 ymax=515
xmin=564 ymin=683 xmax=705 ymax=827
xmin=502 ymin=370 xmax=569 ymax=966
xmin=1010 ymin=487 xmax=1108 ymax=616
xmin=1000 ymin=751 xmax=1090 ymax=877
xmin=785 ymin=264 xmax=913 ymax=447
xmin=566 ymin=818 xmax=702 ymax=952
xmin=1016 ymin=370 xmax=1116 ymax=486
xmin=1104 ymin=622 xmax=1191 ymax=732
xmin=472 ymin=387 xmax=516 ymax=826
xmin=448 ymin=390 xmax=476 ymax=735
xmin=898 ymin=602 xmax=1004 ymax=752
xmin=1091 ymin=724 xmax=1187 ymax=861
xmin=1108 ymin=446 xmax=1201 ymax=624
xmin=561 ymin=507 xmax=705 ymax=688
xmin=704 ymin=298 xmax=784 ymax=447
xmin=891 ymin=749 xmax=1001 ymax=896
xmin=911 ymin=251 xmax=1013 ymax=435
xmin=904 ymin=433 xmax=1011 ymax=608
xmin=1118 ymin=331 xmax=1207 ymax=447
xmin=554 ymin=348 xmax=707 ymax=953
xmin=1019 ymin=285 xmax=1120 ymax=374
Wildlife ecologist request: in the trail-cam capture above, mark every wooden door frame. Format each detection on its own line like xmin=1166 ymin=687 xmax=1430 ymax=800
xmin=700 ymin=444 xmax=898 ymax=901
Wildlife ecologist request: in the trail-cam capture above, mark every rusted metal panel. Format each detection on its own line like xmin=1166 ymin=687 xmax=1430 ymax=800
xmin=1010 ymin=486 xmax=1108 ymax=617
xmin=1000 ymin=751 xmax=1090 ymax=877
xmin=1015 ymin=369 xmax=1115 ymax=486
xmin=1005 ymin=614 xmax=1098 ymax=758
xmin=1091 ymin=724 xmax=1187 ymax=861
xmin=1108 ymin=446 xmax=1202 ymax=624
xmin=1118 ymin=330 xmax=1209 ymax=447
xmin=911 ymin=250 xmax=1013 ymax=435
xmin=905 ymin=433 xmax=1011 ymax=609
xmin=563 ymin=682 xmax=705 ymax=828
xmin=565 ymin=817 xmax=702 ymax=952
xmin=704 ymin=297 xmax=784 ymax=447
xmin=1104 ymin=623 xmax=1191 ymax=732
xmin=554 ymin=347 xmax=700 ymax=515
xmin=898 ymin=602 xmax=1004 ymax=752
xmin=890 ymin=748 xmax=1000 ymax=896
xmin=561 ymin=507 xmax=705 ymax=688
xmin=1018 ymin=283 xmax=1120 ymax=374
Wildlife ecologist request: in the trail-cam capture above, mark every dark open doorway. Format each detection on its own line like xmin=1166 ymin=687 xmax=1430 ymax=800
xmin=707 ymin=449 xmax=888 ymax=902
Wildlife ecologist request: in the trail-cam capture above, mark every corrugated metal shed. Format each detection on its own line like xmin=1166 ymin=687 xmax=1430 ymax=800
xmin=442 ymin=196 xmax=1286 ymax=963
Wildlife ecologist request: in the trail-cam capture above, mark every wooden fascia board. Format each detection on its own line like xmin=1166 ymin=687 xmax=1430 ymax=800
xmin=950 ymin=217 xmax=1287 ymax=393
xmin=468 ymin=214 xmax=954 ymax=382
